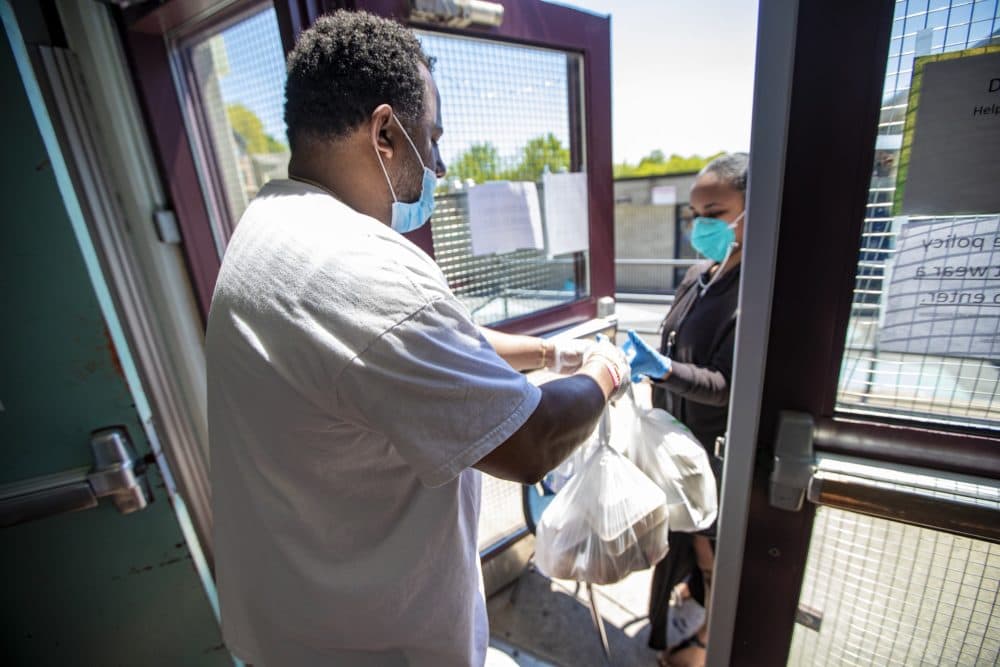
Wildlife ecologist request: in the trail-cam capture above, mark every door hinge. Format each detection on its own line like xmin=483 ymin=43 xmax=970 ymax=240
xmin=153 ymin=208 xmax=181 ymax=244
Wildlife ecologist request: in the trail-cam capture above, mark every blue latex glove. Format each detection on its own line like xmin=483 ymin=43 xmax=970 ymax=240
xmin=621 ymin=329 xmax=672 ymax=382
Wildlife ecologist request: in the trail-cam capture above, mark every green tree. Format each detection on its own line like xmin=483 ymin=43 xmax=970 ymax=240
xmin=449 ymin=142 xmax=501 ymax=183
xmin=643 ymin=149 xmax=666 ymax=165
xmin=502 ymin=133 xmax=571 ymax=181
xmin=226 ymin=103 xmax=287 ymax=154
xmin=613 ymin=150 xmax=725 ymax=179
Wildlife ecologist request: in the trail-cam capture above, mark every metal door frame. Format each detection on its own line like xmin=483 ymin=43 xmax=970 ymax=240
xmin=707 ymin=3 xmax=800 ymax=664
xmin=713 ymin=2 xmax=897 ymax=663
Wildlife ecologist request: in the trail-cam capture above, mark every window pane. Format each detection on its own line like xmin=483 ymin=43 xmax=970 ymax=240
xmin=926 ymin=8 xmax=951 ymax=29
xmin=184 ymin=7 xmax=288 ymax=244
xmin=973 ymin=0 xmax=999 ymax=22
xmin=418 ymin=32 xmax=589 ymax=326
xmin=835 ymin=0 xmax=1000 ymax=428
xmin=789 ymin=506 xmax=1000 ymax=666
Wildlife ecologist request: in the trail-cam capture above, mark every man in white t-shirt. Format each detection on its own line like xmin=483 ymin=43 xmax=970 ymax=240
xmin=206 ymin=11 xmax=630 ymax=667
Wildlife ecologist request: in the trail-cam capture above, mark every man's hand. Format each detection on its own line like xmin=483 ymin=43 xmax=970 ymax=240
xmin=581 ymin=335 xmax=631 ymax=402
xmin=622 ymin=329 xmax=672 ymax=382
xmin=475 ymin=334 xmax=626 ymax=485
xmin=546 ymin=338 xmax=595 ymax=374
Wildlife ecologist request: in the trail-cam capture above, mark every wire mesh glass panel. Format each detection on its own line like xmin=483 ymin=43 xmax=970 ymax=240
xmin=183 ymin=6 xmax=288 ymax=243
xmin=835 ymin=0 xmax=1000 ymax=428
xmin=417 ymin=32 xmax=588 ymax=325
xmin=431 ymin=191 xmax=582 ymax=324
xmin=478 ymin=475 xmax=525 ymax=551
xmin=788 ymin=506 xmax=1000 ymax=666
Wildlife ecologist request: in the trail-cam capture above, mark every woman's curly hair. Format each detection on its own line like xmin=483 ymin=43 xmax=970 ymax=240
xmin=700 ymin=153 xmax=749 ymax=196
xmin=284 ymin=11 xmax=432 ymax=148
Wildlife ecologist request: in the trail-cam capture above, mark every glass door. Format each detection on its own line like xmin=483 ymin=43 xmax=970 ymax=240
xmin=712 ymin=1 xmax=999 ymax=665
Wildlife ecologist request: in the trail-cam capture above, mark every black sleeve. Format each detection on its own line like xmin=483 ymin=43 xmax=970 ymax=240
xmin=657 ymin=264 xmax=705 ymax=354
xmin=655 ymin=320 xmax=735 ymax=407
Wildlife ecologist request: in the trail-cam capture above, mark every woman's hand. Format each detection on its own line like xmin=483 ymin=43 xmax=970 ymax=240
xmin=622 ymin=329 xmax=673 ymax=382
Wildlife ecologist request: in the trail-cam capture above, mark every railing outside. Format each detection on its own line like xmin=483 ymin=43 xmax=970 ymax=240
xmin=615 ymin=258 xmax=701 ymax=297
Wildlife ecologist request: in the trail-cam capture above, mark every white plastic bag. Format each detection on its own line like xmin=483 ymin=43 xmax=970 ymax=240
xmin=534 ymin=412 xmax=670 ymax=585
xmin=543 ymin=426 xmax=599 ymax=494
xmin=615 ymin=390 xmax=718 ymax=533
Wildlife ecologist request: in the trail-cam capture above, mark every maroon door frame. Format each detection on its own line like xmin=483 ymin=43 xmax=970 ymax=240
xmin=117 ymin=0 xmax=613 ymax=334
xmin=119 ymin=27 xmax=216 ymax=320
xmin=728 ymin=3 xmax=893 ymax=664
xmin=119 ymin=0 xmax=293 ymax=321
xmin=729 ymin=1 xmax=1000 ymax=665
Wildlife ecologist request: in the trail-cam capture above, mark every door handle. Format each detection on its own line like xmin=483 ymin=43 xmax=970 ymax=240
xmin=769 ymin=411 xmax=816 ymax=511
xmin=0 ymin=427 xmax=152 ymax=528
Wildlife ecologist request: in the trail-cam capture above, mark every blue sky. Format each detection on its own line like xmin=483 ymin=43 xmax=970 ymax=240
xmin=550 ymin=0 xmax=758 ymax=162
xmin=214 ymin=1 xmax=758 ymax=164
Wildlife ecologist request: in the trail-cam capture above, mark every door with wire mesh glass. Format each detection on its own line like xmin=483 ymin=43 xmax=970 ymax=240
xmin=723 ymin=2 xmax=999 ymax=665
xmin=787 ymin=1 xmax=1000 ymax=665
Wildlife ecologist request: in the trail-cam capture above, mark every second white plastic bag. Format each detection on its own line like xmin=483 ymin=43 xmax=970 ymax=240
xmin=534 ymin=412 xmax=670 ymax=585
xmin=615 ymin=390 xmax=719 ymax=533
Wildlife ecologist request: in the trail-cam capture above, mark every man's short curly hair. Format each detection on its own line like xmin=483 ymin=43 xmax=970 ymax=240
xmin=284 ymin=11 xmax=432 ymax=148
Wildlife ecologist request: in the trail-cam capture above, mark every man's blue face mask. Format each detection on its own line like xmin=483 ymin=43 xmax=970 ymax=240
xmin=375 ymin=113 xmax=437 ymax=234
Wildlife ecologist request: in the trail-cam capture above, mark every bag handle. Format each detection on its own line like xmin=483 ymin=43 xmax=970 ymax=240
xmin=598 ymin=405 xmax=611 ymax=448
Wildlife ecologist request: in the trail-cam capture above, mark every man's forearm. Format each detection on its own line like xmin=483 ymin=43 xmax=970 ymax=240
xmin=480 ymin=326 xmax=551 ymax=372
xmin=472 ymin=338 xmax=629 ymax=484
xmin=473 ymin=373 xmax=606 ymax=484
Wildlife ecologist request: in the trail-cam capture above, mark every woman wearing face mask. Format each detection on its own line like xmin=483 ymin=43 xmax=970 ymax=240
xmin=623 ymin=152 xmax=748 ymax=667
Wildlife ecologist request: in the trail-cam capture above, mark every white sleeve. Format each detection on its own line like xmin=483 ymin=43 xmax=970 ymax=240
xmin=335 ymin=297 xmax=541 ymax=487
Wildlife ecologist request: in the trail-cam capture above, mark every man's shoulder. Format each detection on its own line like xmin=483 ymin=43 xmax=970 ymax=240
xmin=227 ymin=181 xmax=453 ymax=318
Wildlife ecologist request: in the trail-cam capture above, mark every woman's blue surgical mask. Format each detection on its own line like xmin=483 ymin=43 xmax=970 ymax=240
xmin=691 ymin=211 xmax=744 ymax=262
xmin=375 ymin=114 xmax=437 ymax=234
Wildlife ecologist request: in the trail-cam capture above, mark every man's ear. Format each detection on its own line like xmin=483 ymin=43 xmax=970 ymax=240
xmin=370 ymin=104 xmax=395 ymax=161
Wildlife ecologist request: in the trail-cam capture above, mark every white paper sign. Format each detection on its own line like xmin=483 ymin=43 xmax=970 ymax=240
xmin=900 ymin=49 xmax=1000 ymax=216
xmin=878 ymin=216 xmax=1000 ymax=360
xmin=542 ymin=171 xmax=589 ymax=257
xmin=650 ymin=185 xmax=677 ymax=206
xmin=466 ymin=181 xmax=545 ymax=256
